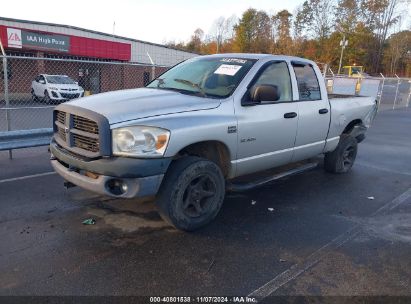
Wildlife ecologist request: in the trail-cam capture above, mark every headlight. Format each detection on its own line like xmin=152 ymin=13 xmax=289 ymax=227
xmin=112 ymin=126 xmax=170 ymax=157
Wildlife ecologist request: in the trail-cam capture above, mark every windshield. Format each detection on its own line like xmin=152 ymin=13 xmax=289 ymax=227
xmin=147 ymin=57 xmax=256 ymax=98
xmin=46 ymin=75 xmax=76 ymax=84
xmin=351 ymin=67 xmax=362 ymax=75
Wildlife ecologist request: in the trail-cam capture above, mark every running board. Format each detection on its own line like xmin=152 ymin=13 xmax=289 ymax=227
xmin=226 ymin=163 xmax=318 ymax=192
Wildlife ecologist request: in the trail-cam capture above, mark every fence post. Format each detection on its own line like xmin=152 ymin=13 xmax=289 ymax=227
xmin=146 ymin=52 xmax=156 ymax=81
xmin=322 ymin=63 xmax=328 ymax=78
xmin=0 ymin=38 xmax=12 ymax=159
xmin=378 ymin=73 xmax=385 ymax=111
xmin=393 ymin=74 xmax=400 ymax=110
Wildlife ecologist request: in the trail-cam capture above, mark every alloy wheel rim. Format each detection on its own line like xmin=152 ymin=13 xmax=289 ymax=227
xmin=182 ymin=174 xmax=216 ymax=218
xmin=342 ymin=145 xmax=355 ymax=170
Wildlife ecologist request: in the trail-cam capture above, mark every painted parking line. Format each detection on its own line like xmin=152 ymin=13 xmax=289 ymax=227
xmin=0 ymin=171 xmax=56 ymax=184
xmin=248 ymin=186 xmax=411 ymax=300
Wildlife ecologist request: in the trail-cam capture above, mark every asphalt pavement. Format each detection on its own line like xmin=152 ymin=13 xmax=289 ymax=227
xmin=0 ymin=108 xmax=410 ymax=300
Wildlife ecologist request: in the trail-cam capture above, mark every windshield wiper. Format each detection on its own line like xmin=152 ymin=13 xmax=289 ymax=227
xmin=173 ymin=78 xmax=206 ymax=97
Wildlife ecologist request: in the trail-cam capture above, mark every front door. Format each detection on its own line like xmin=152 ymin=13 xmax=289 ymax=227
xmin=233 ymin=61 xmax=298 ymax=177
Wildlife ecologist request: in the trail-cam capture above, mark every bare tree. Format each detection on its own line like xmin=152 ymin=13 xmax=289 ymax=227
xmin=209 ymin=15 xmax=238 ymax=52
xmin=360 ymin=0 xmax=408 ymax=72
xmin=299 ymin=0 xmax=336 ymax=41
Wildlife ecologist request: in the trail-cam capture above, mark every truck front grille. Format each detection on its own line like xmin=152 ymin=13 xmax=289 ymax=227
xmin=54 ymin=109 xmax=103 ymax=157
xmin=57 ymin=126 xmax=66 ymax=142
xmin=73 ymin=115 xmax=99 ymax=134
xmin=73 ymin=133 xmax=99 ymax=152
xmin=57 ymin=111 xmax=66 ymax=125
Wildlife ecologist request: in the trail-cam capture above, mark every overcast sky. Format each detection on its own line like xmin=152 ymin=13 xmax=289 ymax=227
xmin=2 ymin=0 xmax=410 ymax=44
xmin=2 ymin=0 xmax=303 ymax=44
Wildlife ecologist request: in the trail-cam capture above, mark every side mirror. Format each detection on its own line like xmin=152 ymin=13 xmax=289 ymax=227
xmin=251 ymin=84 xmax=280 ymax=103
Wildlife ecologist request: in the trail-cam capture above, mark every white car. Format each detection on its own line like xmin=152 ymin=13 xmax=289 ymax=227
xmin=31 ymin=74 xmax=84 ymax=104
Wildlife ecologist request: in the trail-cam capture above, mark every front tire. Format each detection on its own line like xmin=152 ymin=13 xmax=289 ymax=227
xmin=31 ymin=89 xmax=38 ymax=102
xmin=43 ymin=91 xmax=52 ymax=104
xmin=324 ymin=134 xmax=358 ymax=173
xmin=156 ymin=156 xmax=225 ymax=231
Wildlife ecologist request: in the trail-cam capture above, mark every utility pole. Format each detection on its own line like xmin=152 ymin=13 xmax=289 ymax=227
xmin=338 ymin=35 xmax=348 ymax=75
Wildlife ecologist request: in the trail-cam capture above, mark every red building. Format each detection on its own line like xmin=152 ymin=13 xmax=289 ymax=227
xmin=0 ymin=17 xmax=196 ymax=95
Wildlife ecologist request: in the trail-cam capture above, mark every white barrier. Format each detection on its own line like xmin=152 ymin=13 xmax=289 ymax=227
xmin=359 ymin=79 xmax=381 ymax=99
xmin=332 ymin=77 xmax=357 ymax=95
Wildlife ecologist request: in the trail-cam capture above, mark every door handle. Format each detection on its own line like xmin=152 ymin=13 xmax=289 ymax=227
xmin=284 ymin=112 xmax=297 ymax=119
xmin=319 ymin=108 xmax=329 ymax=114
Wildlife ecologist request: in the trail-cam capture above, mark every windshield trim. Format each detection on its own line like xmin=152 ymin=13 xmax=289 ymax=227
xmin=146 ymin=57 xmax=258 ymax=99
xmin=155 ymin=86 xmax=223 ymax=99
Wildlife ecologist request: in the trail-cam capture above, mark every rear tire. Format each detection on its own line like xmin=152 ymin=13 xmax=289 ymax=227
xmin=324 ymin=134 xmax=358 ymax=173
xmin=156 ymin=156 xmax=225 ymax=231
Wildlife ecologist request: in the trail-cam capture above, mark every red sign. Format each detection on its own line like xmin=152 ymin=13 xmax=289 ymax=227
xmin=0 ymin=25 xmax=131 ymax=61
xmin=7 ymin=28 xmax=22 ymax=48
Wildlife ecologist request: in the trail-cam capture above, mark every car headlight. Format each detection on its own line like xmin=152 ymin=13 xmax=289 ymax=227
xmin=112 ymin=126 xmax=170 ymax=157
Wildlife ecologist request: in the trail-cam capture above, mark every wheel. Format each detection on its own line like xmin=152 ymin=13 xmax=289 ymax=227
xmin=43 ymin=91 xmax=52 ymax=104
xmin=155 ymin=156 xmax=225 ymax=231
xmin=324 ymin=134 xmax=358 ymax=173
xmin=31 ymin=89 xmax=38 ymax=102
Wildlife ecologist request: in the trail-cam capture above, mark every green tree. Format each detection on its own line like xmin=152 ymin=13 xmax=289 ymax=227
xmin=186 ymin=28 xmax=204 ymax=53
xmin=233 ymin=9 xmax=273 ymax=53
xmin=273 ymin=10 xmax=293 ymax=54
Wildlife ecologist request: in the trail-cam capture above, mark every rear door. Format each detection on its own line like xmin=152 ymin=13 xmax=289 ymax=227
xmin=234 ymin=61 xmax=298 ymax=177
xmin=290 ymin=62 xmax=331 ymax=162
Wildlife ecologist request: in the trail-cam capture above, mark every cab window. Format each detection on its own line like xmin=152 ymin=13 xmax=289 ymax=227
xmin=249 ymin=61 xmax=293 ymax=103
xmin=292 ymin=63 xmax=321 ymax=101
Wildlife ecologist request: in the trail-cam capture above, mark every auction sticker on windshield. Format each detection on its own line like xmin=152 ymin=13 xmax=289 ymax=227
xmin=214 ymin=64 xmax=242 ymax=76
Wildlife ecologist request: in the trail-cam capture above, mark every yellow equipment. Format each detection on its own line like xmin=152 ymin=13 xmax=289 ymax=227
xmin=342 ymin=66 xmax=364 ymax=78
xmin=342 ymin=66 xmax=365 ymax=93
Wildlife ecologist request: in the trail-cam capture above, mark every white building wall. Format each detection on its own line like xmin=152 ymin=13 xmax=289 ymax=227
xmin=0 ymin=19 xmax=197 ymax=66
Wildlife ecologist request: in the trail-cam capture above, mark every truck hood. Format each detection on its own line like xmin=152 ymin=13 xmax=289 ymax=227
xmin=66 ymin=88 xmax=221 ymax=124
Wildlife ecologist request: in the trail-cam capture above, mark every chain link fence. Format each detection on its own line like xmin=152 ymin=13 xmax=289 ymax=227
xmin=0 ymin=55 xmax=170 ymax=132
xmin=324 ymin=73 xmax=411 ymax=111
xmin=379 ymin=77 xmax=411 ymax=111
xmin=1 ymin=55 xmax=410 ymax=141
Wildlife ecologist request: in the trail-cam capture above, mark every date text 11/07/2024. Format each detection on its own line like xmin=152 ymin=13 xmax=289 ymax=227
xmin=149 ymin=296 xmax=257 ymax=303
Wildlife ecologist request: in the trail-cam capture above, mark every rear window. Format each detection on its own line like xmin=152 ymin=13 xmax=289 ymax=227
xmin=292 ymin=63 xmax=321 ymax=101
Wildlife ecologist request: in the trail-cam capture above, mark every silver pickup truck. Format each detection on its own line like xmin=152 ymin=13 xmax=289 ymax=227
xmin=50 ymin=54 xmax=377 ymax=231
